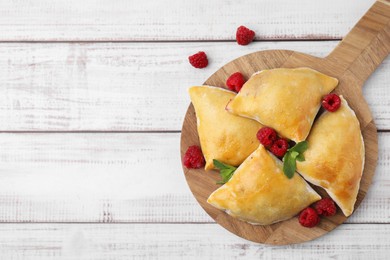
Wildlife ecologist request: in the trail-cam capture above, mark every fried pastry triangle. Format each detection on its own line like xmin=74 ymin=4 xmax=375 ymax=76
xmin=296 ymin=95 xmax=364 ymax=216
xmin=226 ymin=68 xmax=338 ymax=142
xmin=189 ymin=86 xmax=262 ymax=170
xmin=207 ymin=145 xmax=321 ymax=225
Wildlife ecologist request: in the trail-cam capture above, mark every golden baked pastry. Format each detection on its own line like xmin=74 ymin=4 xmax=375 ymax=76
xmin=207 ymin=145 xmax=321 ymax=225
xmin=189 ymin=86 xmax=262 ymax=170
xmin=226 ymin=68 xmax=338 ymax=142
xmin=296 ymin=95 xmax=364 ymax=216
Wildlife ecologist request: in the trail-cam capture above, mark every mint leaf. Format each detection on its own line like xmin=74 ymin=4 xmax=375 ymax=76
xmin=296 ymin=153 xmax=305 ymax=162
xmin=283 ymin=151 xmax=296 ymax=179
xmin=213 ymin=159 xmax=233 ymax=170
xmin=282 ymin=141 xmax=309 ymax=178
xmin=213 ymin=159 xmax=237 ymax=184
xmin=220 ymin=169 xmax=235 ymax=183
xmin=289 ymin=141 xmax=308 ymax=154
xmin=290 ymin=151 xmax=299 ymax=159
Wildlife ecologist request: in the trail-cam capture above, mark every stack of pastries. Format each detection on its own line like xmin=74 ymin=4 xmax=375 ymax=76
xmin=188 ymin=67 xmax=364 ymax=225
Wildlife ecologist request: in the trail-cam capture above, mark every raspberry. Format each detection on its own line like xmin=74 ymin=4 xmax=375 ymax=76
xmin=183 ymin=145 xmax=205 ymax=169
xmin=322 ymin=93 xmax=341 ymax=112
xmin=270 ymin=138 xmax=289 ymax=157
xmin=299 ymin=207 xmax=320 ymax=228
xmin=256 ymin=127 xmax=277 ymax=148
xmin=226 ymin=72 xmax=246 ymax=92
xmin=313 ymin=198 xmax=337 ymax=216
xmin=188 ymin=51 xmax=208 ymax=69
xmin=236 ymin=26 xmax=255 ymax=45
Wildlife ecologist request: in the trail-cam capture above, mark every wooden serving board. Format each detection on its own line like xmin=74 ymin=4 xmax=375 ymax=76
xmin=181 ymin=0 xmax=390 ymax=245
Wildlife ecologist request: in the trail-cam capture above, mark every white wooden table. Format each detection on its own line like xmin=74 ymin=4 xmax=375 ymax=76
xmin=0 ymin=0 xmax=388 ymax=259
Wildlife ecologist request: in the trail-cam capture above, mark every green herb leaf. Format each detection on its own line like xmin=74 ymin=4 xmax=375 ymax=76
xmin=213 ymin=159 xmax=237 ymax=184
xmin=283 ymin=151 xmax=296 ymax=179
xmin=213 ymin=159 xmax=233 ymax=170
xmin=289 ymin=141 xmax=308 ymax=154
xmin=218 ymin=168 xmax=236 ymax=184
xmin=282 ymin=141 xmax=309 ymax=178
xmin=296 ymin=153 xmax=305 ymax=162
xmin=290 ymin=151 xmax=299 ymax=159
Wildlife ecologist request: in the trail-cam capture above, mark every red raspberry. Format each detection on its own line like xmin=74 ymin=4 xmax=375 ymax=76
xmin=313 ymin=198 xmax=337 ymax=216
xmin=270 ymin=138 xmax=289 ymax=157
xmin=226 ymin=72 xmax=246 ymax=92
xmin=188 ymin=51 xmax=208 ymax=69
xmin=299 ymin=207 xmax=320 ymax=228
xmin=236 ymin=26 xmax=255 ymax=45
xmin=256 ymin=127 xmax=277 ymax=148
xmin=322 ymin=93 xmax=341 ymax=112
xmin=183 ymin=145 xmax=205 ymax=169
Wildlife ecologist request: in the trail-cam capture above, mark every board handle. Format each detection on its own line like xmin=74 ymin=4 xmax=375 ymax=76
xmin=326 ymin=0 xmax=390 ymax=86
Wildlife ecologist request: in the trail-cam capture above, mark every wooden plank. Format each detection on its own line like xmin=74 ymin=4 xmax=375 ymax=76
xmin=0 ymin=41 xmax=388 ymax=131
xmin=0 ymin=223 xmax=388 ymax=259
xmin=0 ymin=0 xmax=375 ymax=41
xmin=0 ymin=132 xmax=388 ymax=223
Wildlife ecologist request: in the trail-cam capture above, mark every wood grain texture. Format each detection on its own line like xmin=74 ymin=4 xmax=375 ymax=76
xmin=181 ymin=2 xmax=390 ymax=244
xmin=0 ymin=223 xmax=389 ymax=259
xmin=0 ymin=0 xmax=375 ymax=41
xmin=0 ymin=132 xmax=388 ymax=223
xmin=0 ymin=41 xmax=389 ymax=131
xmin=0 ymin=0 xmax=387 ymax=257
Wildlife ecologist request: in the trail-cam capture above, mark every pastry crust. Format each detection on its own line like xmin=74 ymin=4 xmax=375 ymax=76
xmin=189 ymin=86 xmax=262 ymax=170
xmin=207 ymin=145 xmax=321 ymax=225
xmin=226 ymin=68 xmax=338 ymax=142
xmin=296 ymin=96 xmax=364 ymax=216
